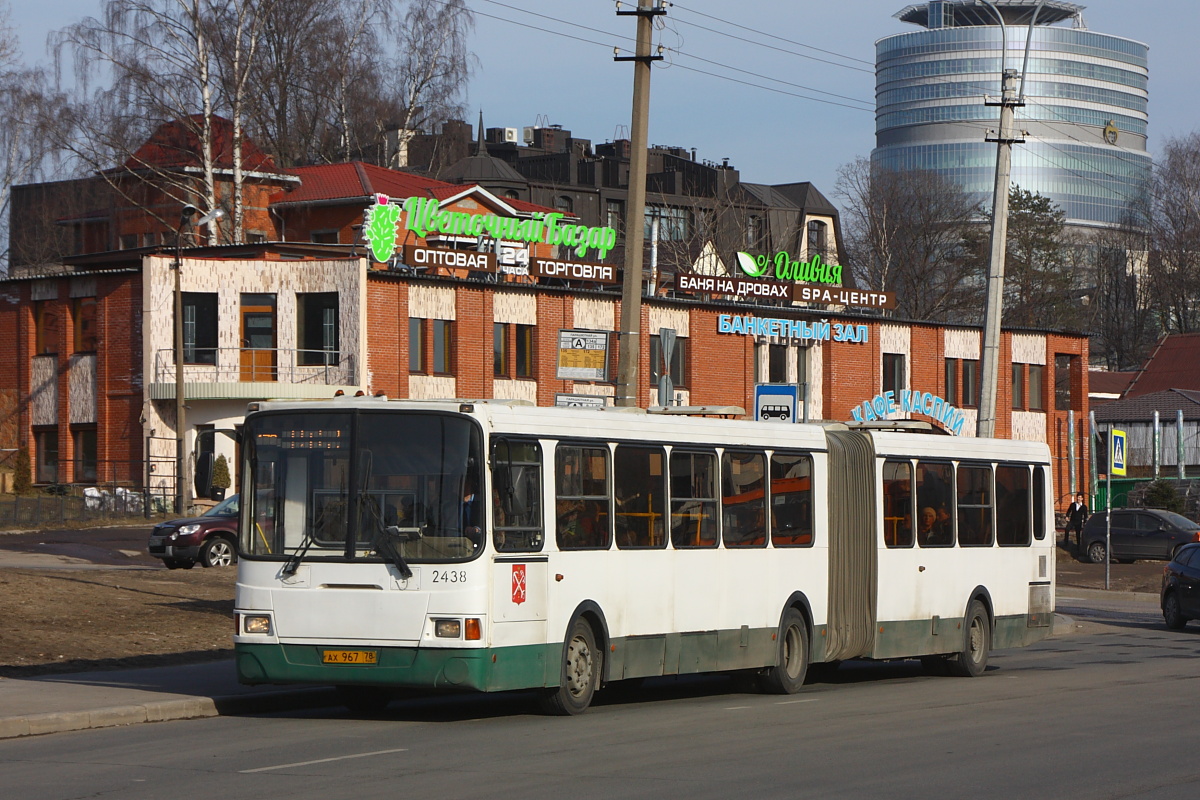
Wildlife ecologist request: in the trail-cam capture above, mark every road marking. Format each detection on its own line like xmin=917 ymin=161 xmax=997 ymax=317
xmin=240 ymin=748 xmax=409 ymax=773
xmin=775 ymin=699 xmax=818 ymax=705
xmin=724 ymin=705 xmax=751 ymax=710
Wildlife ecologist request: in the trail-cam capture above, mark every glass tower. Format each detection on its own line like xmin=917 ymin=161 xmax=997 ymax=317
xmin=874 ymin=1 xmax=1151 ymax=228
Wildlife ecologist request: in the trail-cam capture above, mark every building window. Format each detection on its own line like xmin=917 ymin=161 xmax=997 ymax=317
xmin=182 ymin=292 xmax=218 ymax=365
xmin=34 ymin=300 xmax=60 ymax=355
xmin=555 ymin=195 xmax=573 ymax=214
xmin=119 ymin=233 xmax=137 ymax=250
xmin=432 ymin=319 xmax=453 ymax=374
xmin=494 ymin=323 xmax=508 ymax=377
xmin=72 ymin=297 xmax=97 ymax=353
xmin=310 ymin=230 xmax=339 ymax=244
xmin=35 ymin=428 xmax=58 ymax=484
xmin=1011 ymin=363 xmax=1025 ymax=411
xmin=297 ymin=293 xmax=339 ymax=366
xmin=645 ymin=206 xmax=688 ymax=241
xmin=515 ymin=324 xmax=534 ymax=378
xmin=142 ymin=232 xmax=157 ymax=247
xmin=807 ymin=219 xmax=828 ymax=257
xmin=504 ymin=190 xmax=520 ymax=200
xmin=944 ymin=358 xmax=958 ymax=406
xmin=1028 ymin=364 xmax=1045 ymax=411
xmin=73 ymin=427 xmax=97 ymax=483
xmin=796 ymin=345 xmax=810 ymax=386
xmin=650 ymin=334 xmax=688 ymax=389
xmin=606 ymin=200 xmax=624 ymax=235
xmin=247 ymin=231 xmax=267 ymax=243
xmin=883 ymin=353 xmax=905 ymax=397
xmin=962 ymin=359 xmax=979 ymax=408
xmin=408 ymin=318 xmax=424 ymax=373
xmin=1055 ymin=354 xmax=1073 ymax=411
xmin=768 ymin=343 xmax=787 ymax=383
xmin=746 ymin=215 xmax=764 ymax=248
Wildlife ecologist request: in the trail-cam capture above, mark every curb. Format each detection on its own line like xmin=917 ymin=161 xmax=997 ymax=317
xmin=0 ymin=687 xmax=337 ymax=740
xmin=1057 ymin=587 xmax=1158 ymax=603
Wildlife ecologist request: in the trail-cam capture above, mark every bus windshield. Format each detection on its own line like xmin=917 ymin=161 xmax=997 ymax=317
xmin=241 ymin=410 xmax=484 ymax=565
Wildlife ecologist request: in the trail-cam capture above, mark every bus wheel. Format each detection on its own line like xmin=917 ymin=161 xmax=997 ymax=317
xmin=336 ymin=685 xmax=392 ymax=715
xmin=948 ymin=600 xmax=990 ymax=677
xmin=538 ymin=618 xmax=601 ymax=715
xmin=760 ymin=608 xmax=809 ymax=694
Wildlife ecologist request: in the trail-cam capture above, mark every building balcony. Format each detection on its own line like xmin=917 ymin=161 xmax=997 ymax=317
xmin=148 ymin=348 xmax=358 ymax=400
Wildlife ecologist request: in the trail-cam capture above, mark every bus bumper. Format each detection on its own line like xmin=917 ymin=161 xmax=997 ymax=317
xmin=235 ymin=642 xmax=553 ymax=692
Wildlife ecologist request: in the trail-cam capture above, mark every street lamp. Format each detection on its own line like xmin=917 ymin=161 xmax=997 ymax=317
xmin=174 ymin=204 xmax=225 ymax=514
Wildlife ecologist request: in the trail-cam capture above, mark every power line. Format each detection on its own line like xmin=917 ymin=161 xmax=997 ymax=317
xmin=663 ymin=1 xmax=877 ymax=72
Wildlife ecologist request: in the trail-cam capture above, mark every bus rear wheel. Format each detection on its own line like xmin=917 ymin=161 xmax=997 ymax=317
xmin=947 ymin=600 xmax=990 ymax=677
xmin=760 ymin=608 xmax=809 ymax=694
xmin=538 ymin=618 xmax=601 ymax=715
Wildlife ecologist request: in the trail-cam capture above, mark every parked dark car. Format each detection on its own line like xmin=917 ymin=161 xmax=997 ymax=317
xmin=148 ymin=494 xmax=239 ymax=569
xmin=1161 ymin=542 xmax=1200 ymax=630
xmin=1082 ymin=508 xmax=1200 ymax=564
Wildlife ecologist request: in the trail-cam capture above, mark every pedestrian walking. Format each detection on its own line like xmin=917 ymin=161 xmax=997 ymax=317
xmin=1065 ymin=493 xmax=1089 ymax=552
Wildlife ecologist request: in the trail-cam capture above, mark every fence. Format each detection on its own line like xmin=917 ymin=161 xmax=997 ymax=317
xmin=0 ymin=483 xmax=173 ymax=528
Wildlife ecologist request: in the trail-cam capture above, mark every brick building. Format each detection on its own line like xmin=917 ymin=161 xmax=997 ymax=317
xmin=0 ymin=119 xmax=1093 ymax=509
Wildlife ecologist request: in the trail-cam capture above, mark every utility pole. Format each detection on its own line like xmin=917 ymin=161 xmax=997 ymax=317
xmin=976 ymin=66 xmax=1024 ymax=438
xmin=614 ymin=0 xmax=664 ymax=407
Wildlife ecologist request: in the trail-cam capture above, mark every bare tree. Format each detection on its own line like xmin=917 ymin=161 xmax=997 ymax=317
xmin=836 ymin=157 xmax=982 ymax=322
xmin=54 ymin=0 xmax=224 ymax=241
xmin=0 ymin=3 xmax=67 ymax=274
xmin=1147 ymin=131 xmax=1200 ymax=334
xmin=1083 ymin=211 xmax=1156 ymax=370
xmin=991 ymin=186 xmax=1077 ymax=329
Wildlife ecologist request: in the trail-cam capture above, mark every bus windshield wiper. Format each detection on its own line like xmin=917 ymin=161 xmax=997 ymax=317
xmin=282 ymin=529 xmax=315 ymax=577
xmin=372 ymin=524 xmax=414 ymax=579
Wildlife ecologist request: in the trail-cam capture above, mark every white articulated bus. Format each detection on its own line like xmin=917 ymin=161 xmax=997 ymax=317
xmin=234 ymin=398 xmax=1055 ymax=715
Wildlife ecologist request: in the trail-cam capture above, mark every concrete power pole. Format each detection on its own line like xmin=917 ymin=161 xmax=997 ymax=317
xmin=614 ymin=0 xmax=664 ymax=407
xmin=976 ymin=67 xmax=1023 ymax=438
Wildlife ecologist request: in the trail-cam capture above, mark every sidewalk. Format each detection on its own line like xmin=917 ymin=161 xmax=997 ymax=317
xmin=0 ymin=604 xmax=1105 ymax=740
xmin=0 ymin=660 xmax=335 ymax=739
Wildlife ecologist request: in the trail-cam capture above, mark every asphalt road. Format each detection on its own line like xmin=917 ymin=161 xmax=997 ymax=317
xmin=0 ymin=525 xmax=159 ymax=567
xmin=0 ymin=600 xmax=1197 ymax=800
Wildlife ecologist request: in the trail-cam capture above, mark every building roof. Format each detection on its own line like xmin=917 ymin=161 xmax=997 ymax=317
xmin=273 ymin=162 xmax=457 ymax=206
xmin=1089 ymin=370 xmax=1136 ymax=399
xmin=1124 ymin=333 xmax=1200 ymax=398
xmin=121 ymin=115 xmax=282 ymax=175
xmin=895 ymin=1 xmax=1083 ymax=27
xmin=1091 ymin=389 xmax=1200 ymax=423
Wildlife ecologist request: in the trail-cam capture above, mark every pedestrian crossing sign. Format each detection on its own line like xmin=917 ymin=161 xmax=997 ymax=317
xmin=1111 ymin=428 xmax=1127 ymax=476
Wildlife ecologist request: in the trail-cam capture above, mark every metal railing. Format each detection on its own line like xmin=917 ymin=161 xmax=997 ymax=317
xmin=153 ymin=348 xmax=356 ymax=386
xmin=0 ymin=482 xmax=171 ymax=528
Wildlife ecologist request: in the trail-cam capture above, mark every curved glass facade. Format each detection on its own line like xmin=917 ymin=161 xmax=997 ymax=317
xmin=874 ymin=18 xmax=1150 ymax=227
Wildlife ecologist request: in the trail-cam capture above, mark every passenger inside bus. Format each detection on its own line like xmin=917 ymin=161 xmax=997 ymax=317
xmin=918 ymin=505 xmax=952 ymax=546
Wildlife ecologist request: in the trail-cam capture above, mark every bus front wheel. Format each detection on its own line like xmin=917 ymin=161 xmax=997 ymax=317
xmin=538 ymin=618 xmax=601 ymax=715
xmin=947 ymin=600 xmax=990 ymax=678
xmin=760 ymin=608 xmax=809 ymax=694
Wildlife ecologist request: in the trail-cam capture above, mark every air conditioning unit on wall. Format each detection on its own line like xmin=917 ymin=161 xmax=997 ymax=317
xmin=503 ymin=127 xmax=519 ymax=143
xmin=522 ymin=126 xmax=535 ymax=145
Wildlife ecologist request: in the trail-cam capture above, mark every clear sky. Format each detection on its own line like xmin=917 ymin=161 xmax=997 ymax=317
xmin=10 ymin=0 xmax=1199 ymax=205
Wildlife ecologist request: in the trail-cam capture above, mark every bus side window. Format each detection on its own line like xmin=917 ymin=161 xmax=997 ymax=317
xmin=491 ymin=438 xmax=544 ymax=552
xmin=555 ymin=445 xmax=611 ymax=550
xmin=770 ymin=452 xmax=814 ymax=547
xmin=614 ymin=445 xmax=666 ymax=548
xmin=722 ymin=451 xmax=767 ymax=548
xmin=956 ymin=465 xmax=994 ymax=547
xmin=916 ymin=461 xmax=954 ymax=547
xmin=883 ymin=459 xmax=914 ymax=547
xmin=1032 ymin=466 xmax=1047 ymax=540
xmin=996 ymin=464 xmax=1031 ymax=546
xmin=669 ymin=450 xmax=718 ymax=548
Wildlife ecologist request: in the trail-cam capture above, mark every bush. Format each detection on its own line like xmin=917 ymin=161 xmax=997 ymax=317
xmin=1142 ymin=479 xmax=1184 ymax=514
xmin=12 ymin=448 xmax=32 ymax=494
xmin=211 ymin=454 xmax=231 ymax=489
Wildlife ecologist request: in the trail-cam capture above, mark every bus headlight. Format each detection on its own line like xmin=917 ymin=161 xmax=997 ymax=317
xmin=434 ymin=619 xmax=461 ymax=638
xmin=242 ymin=614 xmax=272 ymax=635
